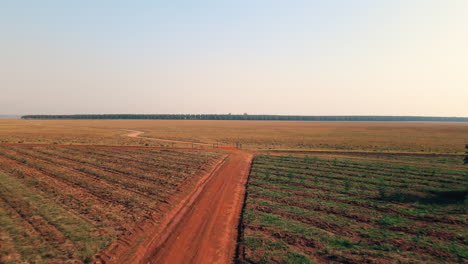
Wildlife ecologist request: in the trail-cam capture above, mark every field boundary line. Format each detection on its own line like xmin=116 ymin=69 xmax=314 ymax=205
xmin=234 ymin=154 xmax=254 ymax=263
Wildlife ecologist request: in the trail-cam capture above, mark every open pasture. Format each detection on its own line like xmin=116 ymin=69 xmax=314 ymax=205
xmin=2 ymin=119 xmax=468 ymax=153
xmin=0 ymin=144 xmax=219 ymax=263
xmin=238 ymin=155 xmax=468 ymax=263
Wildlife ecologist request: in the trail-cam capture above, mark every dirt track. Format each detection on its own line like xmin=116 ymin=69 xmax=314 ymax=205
xmin=138 ymin=151 xmax=252 ymax=264
xmin=125 ymin=129 xmax=213 ymax=147
xmin=90 ymin=131 xmax=254 ymax=264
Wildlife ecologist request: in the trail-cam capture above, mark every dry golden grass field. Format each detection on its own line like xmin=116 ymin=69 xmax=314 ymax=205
xmin=1 ymin=119 xmax=467 ymax=153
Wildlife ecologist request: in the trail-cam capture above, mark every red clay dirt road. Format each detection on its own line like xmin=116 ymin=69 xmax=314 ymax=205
xmin=93 ymin=131 xmax=253 ymax=264
xmin=141 ymin=151 xmax=252 ymax=264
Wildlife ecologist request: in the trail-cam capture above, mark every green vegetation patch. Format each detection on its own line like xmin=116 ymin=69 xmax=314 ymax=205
xmin=238 ymin=155 xmax=468 ymax=263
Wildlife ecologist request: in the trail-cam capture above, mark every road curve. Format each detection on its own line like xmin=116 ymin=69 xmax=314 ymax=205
xmin=124 ymin=130 xmax=212 ymax=147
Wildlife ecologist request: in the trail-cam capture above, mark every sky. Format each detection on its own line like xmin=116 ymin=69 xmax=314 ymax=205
xmin=1 ymin=0 xmax=467 ymax=116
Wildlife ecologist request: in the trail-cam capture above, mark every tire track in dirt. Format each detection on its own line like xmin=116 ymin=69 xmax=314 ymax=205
xmin=142 ymin=152 xmax=253 ymax=264
xmin=93 ymin=152 xmax=253 ymax=264
xmin=92 ymin=130 xmax=253 ymax=264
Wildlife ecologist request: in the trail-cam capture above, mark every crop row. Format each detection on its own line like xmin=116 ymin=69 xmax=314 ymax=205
xmin=0 ymin=145 xmax=218 ymax=263
xmin=255 ymin=157 xmax=466 ymax=185
xmin=248 ymin=175 xmax=465 ymax=225
xmin=238 ymin=155 xmax=467 ymax=264
xmin=260 ymin=155 xmax=467 ymax=179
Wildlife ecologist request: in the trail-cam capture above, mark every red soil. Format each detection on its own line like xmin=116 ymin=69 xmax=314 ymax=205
xmin=143 ymin=152 xmax=253 ymax=264
xmin=219 ymin=146 xmax=238 ymax=151
xmin=93 ymin=150 xmax=253 ymax=264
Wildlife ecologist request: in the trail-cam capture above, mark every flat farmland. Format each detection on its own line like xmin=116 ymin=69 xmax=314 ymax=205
xmin=0 ymin=120 xmax=141 ymax=146
xmin=238 ymin=155 xmax=467 ymax=263
xmin=2 ymin=119 xmax=468 ymax=153
xmin=262 ymin=152 xmax=467 ymax=171
xmin=0 ymin=119 xmax=467 ymax=264
xmin=0 ymin=145 xmax=219 ymax=263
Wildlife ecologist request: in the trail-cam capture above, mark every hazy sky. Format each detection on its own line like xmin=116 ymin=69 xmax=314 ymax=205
xmin=1 ymin=1 xmax=467 ymax=116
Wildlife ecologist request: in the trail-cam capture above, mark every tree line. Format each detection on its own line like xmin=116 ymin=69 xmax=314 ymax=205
xmin=20 ymin=114 xmax=468 ymax=122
